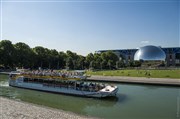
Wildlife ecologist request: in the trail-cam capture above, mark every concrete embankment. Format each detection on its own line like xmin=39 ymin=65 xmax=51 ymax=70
xmin=0 ymin=97 xmax=97 ymax=119
xmin=87 ymin=75 xmax=180 ymax=86
xmin=0 ymin=72 xmax=10 ymax=75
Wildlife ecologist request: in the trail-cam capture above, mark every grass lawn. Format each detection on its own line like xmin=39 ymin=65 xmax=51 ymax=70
xmin=86 ymin=69 xmax=180 ymax=79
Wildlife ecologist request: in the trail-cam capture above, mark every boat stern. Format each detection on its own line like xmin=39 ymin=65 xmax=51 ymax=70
xmin=99 ymin=85 xmax=119 ymax=97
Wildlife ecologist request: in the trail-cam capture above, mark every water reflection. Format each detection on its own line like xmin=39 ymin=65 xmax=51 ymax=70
xmin=118 ymin=94 xmax=128 ymax=103
xmin=0 ymin=86 xmax=18 ymax=99
xmin=93 ymin=96 xmax=119 ymax=107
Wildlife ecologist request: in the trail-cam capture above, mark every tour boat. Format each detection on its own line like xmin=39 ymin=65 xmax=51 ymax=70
xmin=9 ymin=71 xmax=118 ymax=98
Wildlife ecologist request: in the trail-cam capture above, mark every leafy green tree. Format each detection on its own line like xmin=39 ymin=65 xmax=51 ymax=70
xmin=134 ymin=61 xmax=141 ymax=67
xmin=58 ymin=51 xmax=67 ymax=69
xmin=0 ymin=47 xmax=2 ymax=65
xmin=100 ymin=53 xmax=108 ymax=69
xmin=85 ymin=53 xmax=94 ymax=69
xmin=0 ymin=40 xmax=15 ymax=68
xmin=118 ymin=60 xmax=126 ymax=68
xmin=0 ymin=40 xmax=123 ymax=70
xmin=65 ymin=50 xmax=79 ymax=70
xmin=48 ymin=49 xmax=59 ymax=69
xmin=93 ymin=53 xmax=102 ymax=69
xmin=76 ymin=55 xmax=85 ymax=70
xmin=14 ymin=42 xmax=35 ymax=68
xmin=66 ymin=57 xmax=73 ymax=70
xmin=33 ymin=46 xmax=48 ymax=68
xmin=101 ymin=51 xmax=119 ymax=69
xmin=127 ymin=61 xmax=134 ymax=67
xmin=108 ymin=60 xmax=113 ymax=69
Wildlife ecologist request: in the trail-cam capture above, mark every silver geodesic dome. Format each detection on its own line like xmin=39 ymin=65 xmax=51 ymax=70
xmin=134 ymin=45 xmax=166 ymax=61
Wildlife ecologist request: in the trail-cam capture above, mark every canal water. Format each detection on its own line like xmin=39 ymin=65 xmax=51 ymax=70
xmin=0 ymin=74 xmax=179 ymax=119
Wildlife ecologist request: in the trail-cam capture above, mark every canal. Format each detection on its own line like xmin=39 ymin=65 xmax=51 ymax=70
xmin=0 ymin=74 xmax=179 ymax=119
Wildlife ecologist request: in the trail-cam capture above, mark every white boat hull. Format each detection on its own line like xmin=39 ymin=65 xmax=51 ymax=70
xmin=9 ymin=79 xmax=118 ymax=98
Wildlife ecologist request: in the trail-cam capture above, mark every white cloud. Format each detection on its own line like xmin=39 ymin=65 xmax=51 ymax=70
xmin=140 ymin=40 xmax=149 ymax=44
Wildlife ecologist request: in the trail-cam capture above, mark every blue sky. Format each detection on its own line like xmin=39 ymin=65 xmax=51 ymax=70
xmin=1 ymin=0 xmax=179 ymax=56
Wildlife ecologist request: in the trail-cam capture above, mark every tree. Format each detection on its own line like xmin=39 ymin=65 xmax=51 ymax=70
xmin=0 ymin=40 xmax=15 ymax=68
xmin=33 ymin=46 xmax=48 ymax=68
xmin=76 ymin=55 xmax=85 ymax=70
xmin=101 ymin=51 xmax=119 ymax=69
xmin=58 ymin=51 xmax=67 ymax=69
xmin=93 ymin=53 xmax=102 ymax=69
xmin=118 ymin=60 xmax=126 ymax=68
xmin=127 ymin=61 xmax=134 ymax=67
xmin=0 ymin=47 xmax=2 ymax=65
xmin=134 ymin=61 xmax=141 ymax=67
xmin=85 ymin=53 xmax=94 ymax=69
xmin=108 ymin=60 xmax=113 ymax=69
xmin=66 ymin=57 xmax=73 ymax=70
xmin=66 ymin=50 xmax=79 ymax=70
xmin=0 ymin=40 xmax=123 ymax=70
xmin=14 ymin=42 xmax=35 ymax=68
xmin=100 ymin=53 xmax=108 ymax=69
xmin=48 ymin=49 xmax=59 ymax=69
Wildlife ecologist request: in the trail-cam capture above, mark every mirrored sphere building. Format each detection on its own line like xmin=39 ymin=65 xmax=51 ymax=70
xmin=96 ymin=45 xmax=180 ymax=66
xmin=134 ymin=45 xmax=166 ymax=61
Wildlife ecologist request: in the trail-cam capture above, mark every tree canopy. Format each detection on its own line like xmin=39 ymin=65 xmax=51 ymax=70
xmin=0 ymin=40 xmax=141 ymax=70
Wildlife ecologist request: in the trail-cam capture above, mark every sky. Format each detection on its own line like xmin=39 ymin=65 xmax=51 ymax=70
xmin=0 ymin=0 xmax=179 ymax=56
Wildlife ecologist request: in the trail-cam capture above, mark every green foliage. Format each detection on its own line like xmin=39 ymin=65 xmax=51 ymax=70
xmin=0 ymin=40 xmax=141 ymax=70
xmin=14 ymin=42 xmax=35 ymax=68
xmin=99 ymin=51 xmax=119 ymax=69
xmin=0 ymin=40 xmax=15 ymax=68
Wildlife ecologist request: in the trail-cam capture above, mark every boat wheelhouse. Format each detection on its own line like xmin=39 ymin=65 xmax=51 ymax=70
xmin=9 ymin=71 xmax=118 ymax=98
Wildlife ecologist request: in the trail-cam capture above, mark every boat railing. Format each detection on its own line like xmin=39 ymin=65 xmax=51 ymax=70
xmin=11 ymin=74 xmax=82 ymax=80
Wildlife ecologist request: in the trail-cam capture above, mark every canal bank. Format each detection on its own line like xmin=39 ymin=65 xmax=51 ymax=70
xmin=0 ymin=72 xmax=10 ymax=75
xmin=0 ymin=97 xmax=97 ymax=119
xmin=87 ymin=75 xmax=180 ymax=86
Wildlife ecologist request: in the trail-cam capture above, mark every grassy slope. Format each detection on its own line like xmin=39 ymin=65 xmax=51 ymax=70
xmin=86 ymin=69 xmax=180 ymax=79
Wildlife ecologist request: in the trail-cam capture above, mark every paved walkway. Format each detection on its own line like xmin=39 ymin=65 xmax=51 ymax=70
xmin=0 ymin=97 xmax=96 ymax=119
xmin=87 ymin=75 xmax=180 ymax=86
